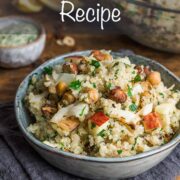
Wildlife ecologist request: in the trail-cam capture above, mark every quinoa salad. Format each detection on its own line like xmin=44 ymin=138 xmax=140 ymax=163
xmin=25 ymin=50 xmax=180 ymax=158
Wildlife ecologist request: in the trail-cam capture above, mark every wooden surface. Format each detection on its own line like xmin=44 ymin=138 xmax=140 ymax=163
xmin=0 ymin=1 xmax=179 ymax=103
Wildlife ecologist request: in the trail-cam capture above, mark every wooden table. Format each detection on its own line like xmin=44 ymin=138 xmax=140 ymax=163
xmin=0 ymin=1 xmax=179 ymax=103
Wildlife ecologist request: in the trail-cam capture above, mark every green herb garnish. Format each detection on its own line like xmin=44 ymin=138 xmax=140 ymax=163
xmin=127 ymin=85 xmax=133 ymax=97
xmin=162 ymin=139 xmax=167 ymax=145
xmin=79 ymin=106 xmax=86 ymax=116
xmin=59 ymin=142 xmax=64 ymax=150
xmin=91 ymin=70 xmax=96 ymax=76
xmin=117 ymin=149 xmax=123 ymax=155
xmin=60 ymin=142 xmax=64 ymax=147
xmin=129 ymin=103 xmax=137 ymax=112
xmin=113 ymin=62 xmax=119 ymax=67
xmin=69 ymin=80 xmax=81 ymax=90
xmin=91 ymin=123 xmax=96 ymax=129
xmin=115 ymin=69 xmax=119 ymax=79
xmin=92 ymin=83 xmax=97 ymax=88
xmin=106 ymin=82 xmax=112 ymax=90
xmin=97 ymin=129 xmax=106 ymax=137
xmin=44 ymin=66 xmax=53 ymax=75
xmin=131 ymin=137 xmax=138 ymax=150
xmin=159 ymin=93 xmax=164 ymax=98
xmin=91 ymin=60 xmax=100 ymax=69
xmin=132 ymin=71 xmax=135 ymax=74
xmin=132 ymin=74 xmax=141 ymax=83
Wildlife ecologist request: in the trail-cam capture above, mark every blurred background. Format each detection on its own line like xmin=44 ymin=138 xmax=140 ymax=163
xmin=0 ymin=0 xmax=179 ymax=103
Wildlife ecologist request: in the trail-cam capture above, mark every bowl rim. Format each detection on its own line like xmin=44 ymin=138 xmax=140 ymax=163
xmin=15 ymin=50 xmax=180 ymax=163
xmin=0 ymin=16 xmax=46 ymax=49
xmin=117 ymin=0 xmax=180 ymax=13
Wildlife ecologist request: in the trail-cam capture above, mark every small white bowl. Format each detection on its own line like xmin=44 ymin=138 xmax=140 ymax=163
xmin=0 ymin=16 xmax=46 ymax=68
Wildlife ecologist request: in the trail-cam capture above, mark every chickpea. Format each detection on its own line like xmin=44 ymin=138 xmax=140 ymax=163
xmin=62 ymin=62 xmax=78 ymax=74
xmin=91 ymin=50 xmax=112 ymax=61
xmin=62 ymin=91 xmax=76 ymax=106
xmin=65 ymin=56 xmax=85 ymax=64
xmin=56 ymin=81 xmax=67 ymax=96
xmin=109 ymin=87 xmax=127 ymax=103
xmin=147 ymin=71 xmax=161 ymax=86
xmin=48 ymin=86 xmax=57 ymax=94
xmin=85 ymin=88 xmax=99 ymax=104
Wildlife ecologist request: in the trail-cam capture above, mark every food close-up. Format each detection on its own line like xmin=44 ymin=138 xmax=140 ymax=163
xmin=0 ymin=1 xmax=179 ymax=180
xmin=25 ymin=50 xmax=179 ymax=158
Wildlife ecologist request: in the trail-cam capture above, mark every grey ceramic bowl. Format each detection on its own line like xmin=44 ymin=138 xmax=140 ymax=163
xmin=15 ymin=51 xmax=180 ymax=179
xmin=0 ymin=16 xmax=46 ymax=68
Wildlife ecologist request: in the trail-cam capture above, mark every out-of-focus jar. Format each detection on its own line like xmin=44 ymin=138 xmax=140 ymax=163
xmin=113 ymin=0 xmax=180 ymax=53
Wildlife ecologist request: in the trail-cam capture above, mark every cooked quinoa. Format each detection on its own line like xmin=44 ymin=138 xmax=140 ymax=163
xmin=25 ymin=50 xmax=180 ymax=158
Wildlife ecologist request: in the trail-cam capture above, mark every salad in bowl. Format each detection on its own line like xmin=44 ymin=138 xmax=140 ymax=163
xmin=24 ymin=50 xmax=180 ymax=158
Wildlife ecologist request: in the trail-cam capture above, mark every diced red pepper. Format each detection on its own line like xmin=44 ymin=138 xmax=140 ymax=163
xmin=90 ymin=112 xmax=109 ymax=126
xmin=143 ymin=112 xmax=162 ymax=132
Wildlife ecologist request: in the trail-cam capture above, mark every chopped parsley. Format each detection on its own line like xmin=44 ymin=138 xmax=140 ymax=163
xmin=43 ymin=66 xmax=53 ymax=75
xmin=91 ymin=60 xmax=100 ymax=69
xmin=91 ymin=70 xmax=96 ymax=76
xmin=131 ymin=137 xmax=138 ymax=150
xmin=117 ymin=149 xmax=123 ymax=155
xmin=92 ymin=83 xmax=97 ymax=88
xmin=28 ymin=74 xmax=38 ymax=85
xmin=113 ymin=62 xmax=119 ymax=67
xmin=91 ymin=123 xmax=96 ymax=129
xmin=69 ymin=80 xmax=81 ymax=90
xmin=59 ymin=142 xmax=64 ymax=150
xmin=127 ymin=85 xmax=133 ymax=97
xmin=132 ymin=71 xmax=135 ymax=74
xmin=129 ymin=103 xmax=137 ymax=112
xmin=125 ymin=64 xmax=131 ymax=68
xmin=115 ymin=69 xmax=119 ymax=79
xmin=159 ymin=93 xmax=164 ymax=98
xmin=106 ymin=82 xmax=112 ymax=90
xmin=97 ymin=129 xmax=106 ymax=137
xmin=171 ymin=89 xmax=178 ymax=93
xmin=59 ymin=142 xmax=64 ymax=147
xmin=163 ymin=139 xmax=167 ymax=145
xmin=132 ymin=74 xmax=141 ymax=83
xmin=79 ymin=106 xmax=86 ymax=116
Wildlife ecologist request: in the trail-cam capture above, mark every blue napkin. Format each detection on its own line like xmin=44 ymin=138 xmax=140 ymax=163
xmin=0 ymin=103 xmax=179 ymax=180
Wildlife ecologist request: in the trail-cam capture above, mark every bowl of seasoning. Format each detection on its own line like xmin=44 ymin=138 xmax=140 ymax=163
xmin=0 ymin=16 xmax=46 ymax=68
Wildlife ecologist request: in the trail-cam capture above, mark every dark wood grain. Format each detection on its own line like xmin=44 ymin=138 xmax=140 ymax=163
xmin=0 ymin=1 xmax=179 ymax=103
